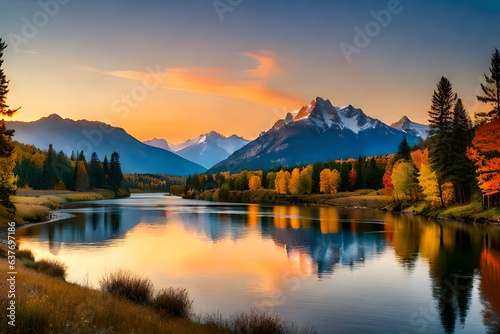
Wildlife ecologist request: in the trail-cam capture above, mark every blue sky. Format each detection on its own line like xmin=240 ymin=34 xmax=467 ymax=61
xmin=0 ymin=0 xmax=499 ymax=142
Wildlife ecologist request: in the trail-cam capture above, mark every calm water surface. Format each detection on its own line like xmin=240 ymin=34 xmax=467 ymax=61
xmin=17 ymin=194 xmax=500 ymax=333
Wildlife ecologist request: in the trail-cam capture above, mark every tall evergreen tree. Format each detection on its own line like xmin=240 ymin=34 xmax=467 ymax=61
xmin=88 ymin=152 xmax=104 ymax=189
xmin=42 ymin=144 xmax=58 ymax=189
xmin=102 ymin=155 xmax=109 ymax=187
xmin=428 ymin=77 xmax=455 ymax=134
xmin=449 ymin=99 xmax=476 ymax=204
xmin=354 ymin=155 xmax=365 ymax=190
xmin=476 ymin=48 xmax=500 ymax=124
xmin=55 ymin=150 xmax=73 ymax=190
xmin=0 ymin=38 xmax=19 ymax=211
xmin=428 ymin=77 xmax=456 ymax=207
xmin=109 ymin=152 xmax=129 ymax=196
xmin=395 ymin=136 xmax=412 ymax=162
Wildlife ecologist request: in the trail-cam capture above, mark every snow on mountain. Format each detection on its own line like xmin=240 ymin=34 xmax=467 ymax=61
xmin=144 ymin=131 xmax=249 ymax=169
xmin=210 ymin=97 xmax=422 ymax=173
xmin=390 ymin=116 xmax=430 ymax=140
xmin=338 ymin=105 xmax=379 ymax=134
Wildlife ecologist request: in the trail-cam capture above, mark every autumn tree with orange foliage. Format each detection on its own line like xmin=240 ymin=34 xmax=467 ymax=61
xmin=248 ymin=175 xmax=262 ymax=190
xmin=467 ymin=117 xmax=500 ymax=206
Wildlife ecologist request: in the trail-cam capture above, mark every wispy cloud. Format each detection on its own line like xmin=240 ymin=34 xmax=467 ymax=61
xmin=241 ymin=50 xmax=282 ymax=78
xmin=86 ymin=50 xmax=302 ymax=109
xmin=19 ymin=49 xmax=39 ymax=55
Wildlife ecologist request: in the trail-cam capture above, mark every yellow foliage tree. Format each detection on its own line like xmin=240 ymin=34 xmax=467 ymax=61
xmin=297 ymin=165 xmax=313 ymax=195
xmin=320 ymin=169 xmax=341 ymax=194
xmin=418 ymin=163 xmax=455 ymax=207
xmin=289 ymin=168 xmax=301 ymax=195
xmin=418 ymin=163 xmax=440 ymax=206
xmin=319 ymin=169 xmax=331 ymax=193
xmin=275 ymin=170 xmax=291 ymax=194
xmin=392 ymin=161 xmax=419 ymax=200
xmin=248 ymin=175 xmax=262 ymax=190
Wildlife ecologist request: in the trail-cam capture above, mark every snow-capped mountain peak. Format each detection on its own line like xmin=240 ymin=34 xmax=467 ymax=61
xmin=338 ymin=105 xmax=379 ymax=134
xmin=390 ymin=116 xmax=430 ymax=140
xmin=144 ymin=131 xmax=250 ymax=169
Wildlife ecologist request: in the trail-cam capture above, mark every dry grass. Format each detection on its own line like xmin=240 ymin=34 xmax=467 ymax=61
xmin=200 ymin=309 xmax=317 ymax=334
xmin=326 ymin=195 xmax=392 ymax=209
xmin=32 ymin=258 xmax=68 ymax=280
xmin=14 ymin=203 xmax=50 ymax=223
xmin=12 ymin=195 xmax=63 ymax=209
xmin=152 ymin=287 xmax=193 ymax=318
xmin=0 ymin=261 xmax=224 ymax=334
xmin=99 ymin=269 xmax=154 ymax=304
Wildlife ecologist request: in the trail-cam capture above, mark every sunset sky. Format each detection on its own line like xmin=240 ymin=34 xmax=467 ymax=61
xmin=1 ymin=0 xmax=499 ymax=143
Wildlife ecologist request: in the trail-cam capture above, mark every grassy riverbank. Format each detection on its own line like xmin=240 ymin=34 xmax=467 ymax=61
xmin=0 ymin=189 xmax=116 ymax=228
xmin=191 ymin=188 xmax=500 ymax=224
xmin=0 ymin=244 xmax=316 ymax=334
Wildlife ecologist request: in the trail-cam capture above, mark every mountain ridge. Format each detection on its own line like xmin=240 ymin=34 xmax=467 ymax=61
xmin=8 ymin=115 xmax=206 ymax=176
xmin=144 ymin=131 xmax=249 ymax=169
xmin=210 ymin=97 xmax=423 ymax=173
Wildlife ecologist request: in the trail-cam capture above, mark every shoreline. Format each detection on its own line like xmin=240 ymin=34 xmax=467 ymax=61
xmin=18 ymin=210 xmax=77 ymax=230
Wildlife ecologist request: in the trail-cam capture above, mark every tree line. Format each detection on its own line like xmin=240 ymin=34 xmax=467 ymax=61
xmin=184 ymin=156 xmax=387 ymax=197
xmin=15 ymin=142 xmax=130 ymax=197
xmin=184 ymin=49 xmax=500 ymax=209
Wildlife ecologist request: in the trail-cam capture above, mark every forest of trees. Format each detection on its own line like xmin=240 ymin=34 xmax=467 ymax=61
xmin=125 ymin=174 xmax=185 ymax=192
xmin=184 ymin=155 xmax=387 ymax=197
xmin=14 ymin=142 xmax=130 ymax=197
xmin=184 ymin=49 xmax=500 ymax=210
xmin=0 ymin=38 xmax=18 ymax=212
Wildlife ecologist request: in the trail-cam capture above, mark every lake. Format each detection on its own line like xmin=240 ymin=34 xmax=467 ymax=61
xmin=17 ymin=193 xmax=500 ymax=333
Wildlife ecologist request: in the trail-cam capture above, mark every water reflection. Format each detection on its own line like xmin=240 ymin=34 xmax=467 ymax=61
xmin=16 ymin=195 xmax=500 ymax=333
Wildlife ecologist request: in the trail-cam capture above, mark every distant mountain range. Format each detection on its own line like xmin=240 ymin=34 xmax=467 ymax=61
xmin=144 ymin=132 xmax=249 ymax=169
xmin=8 ymin=101 xmax=429 ymax=176
xmin=210 ymin=97 xmax=426 ymax=173
xmin=8 ymin=114 xmax=206 ymax=176
xmin=390 ymin=116 xmax=430 ymax=140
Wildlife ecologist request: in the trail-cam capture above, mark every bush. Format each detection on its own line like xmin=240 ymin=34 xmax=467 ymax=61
xmin=231 ymin=310 xmax=284 ymax=334
xmin=16 ymin=249 xmax=35 ymax=267
xmin=33 ymin=258 xmax=68 ymax=280
xmin=151 ymin=287 xmax=193 ymax=318
xmin=99 ymin=269 xmax=154 ymax=304
xmin=14 ymin=203 xmax=50 ymax=223
xmin=199 ymin=309 xmax=317 ymax=334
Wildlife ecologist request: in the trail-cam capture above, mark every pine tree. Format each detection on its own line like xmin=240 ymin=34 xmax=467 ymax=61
xmin=42 ymin=144 xmax=57 ymax=189
xmin=476 ymin=48 xmax=500 ymax=124
xmin=449 ymin=99 xmax=475 ymax=204
xmin=395 ymin=137 xmax=412 ymax=162
xmin=428 ymin=77 xmax=456 ymax=207
xmin=109 ymin=152 xmax=129 ymax=196
xmin=102 ymin=155 xmax=109 ymax=187
xmin=0 ymin=39 xmax=19 ymax=211
xmin=428 ymin=77 xmax=455 ymax=134
xmin=88 ymin=152 xmax=104 ymax=189
xmin=364 ymin=158 xmax=382 ymax=190
xmin=56 ymin=150 xmax=73 ymax=190
xmin=354 ymin=155 xmax=365 ymax=190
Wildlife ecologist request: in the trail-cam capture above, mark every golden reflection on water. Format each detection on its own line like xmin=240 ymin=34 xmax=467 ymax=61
xmin=16 ymin=201 xmax=500 ymax=332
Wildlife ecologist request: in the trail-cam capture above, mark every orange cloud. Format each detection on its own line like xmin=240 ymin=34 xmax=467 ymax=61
xmin=92 ymin=50 xmax=302 ymax=109
xmin=241 ymin=50 xmax=282 ymax=78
